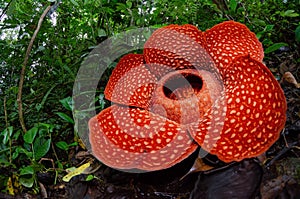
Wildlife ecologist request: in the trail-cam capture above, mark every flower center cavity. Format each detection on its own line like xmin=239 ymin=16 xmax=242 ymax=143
xmin=163 ymin=73 xmax=203 ymax=100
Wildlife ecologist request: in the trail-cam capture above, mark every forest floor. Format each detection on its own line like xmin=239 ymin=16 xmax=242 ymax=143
xmin=1 ymin=49 xmax=300 ymax=199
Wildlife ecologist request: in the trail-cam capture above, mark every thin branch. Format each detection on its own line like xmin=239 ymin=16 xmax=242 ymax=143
xmin=0 ymin=0 xmax=13 ymax=21
xmin=17 ymin=4 xmax=52 ymax=133
xmin=265 ymin=141 xmax=299 ymax=168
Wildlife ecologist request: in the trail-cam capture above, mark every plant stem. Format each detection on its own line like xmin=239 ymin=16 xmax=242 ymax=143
xmin=17 ymin=4 xmax=52 ymax=133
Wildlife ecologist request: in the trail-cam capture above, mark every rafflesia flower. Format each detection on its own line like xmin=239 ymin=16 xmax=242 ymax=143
xmin=88 ymin=21 xmax=287 ymax=171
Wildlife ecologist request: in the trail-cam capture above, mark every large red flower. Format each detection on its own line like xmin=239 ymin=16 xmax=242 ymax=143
xmin=89 ymin=21 xmax=287 ymax=171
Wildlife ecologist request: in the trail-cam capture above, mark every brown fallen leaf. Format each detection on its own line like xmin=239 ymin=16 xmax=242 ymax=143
xmin=180 ymin=157 xmax=214 ymax=180
xmin=75 ymin=151 xmax=91 ymax=160
xmin=261 ymin=175 xmax=297 ymax=199
xmin=281 ymin=72 xmax=300 ymax=88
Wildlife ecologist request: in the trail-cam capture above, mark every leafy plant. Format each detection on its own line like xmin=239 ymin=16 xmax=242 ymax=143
xmin=19 ymin=166 xmax=35 ymax=188
xmin=56 ymin=141 xmax=77 ymax=151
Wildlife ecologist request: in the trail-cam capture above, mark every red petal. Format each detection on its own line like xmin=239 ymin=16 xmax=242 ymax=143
xmin=195 ymin=55 xmax=286 ymax=162
xmin=144 ymin=24 xmax=213 ymax=78
xmin=205 ymin=21 xmax=264 ymax=74
xmin=104 ymin=54 xmax=157 ymax=109
xmin=89 ymin=105 xmax=198 ymax=171
xmin=187 ymin=93 xmax=227 ymax=154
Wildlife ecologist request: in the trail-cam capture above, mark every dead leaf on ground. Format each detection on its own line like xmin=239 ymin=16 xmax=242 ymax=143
xmin=261 ymin=175 xmax=297 ymax=199
xmin=281 ymin=72 xmax=300 ymax=88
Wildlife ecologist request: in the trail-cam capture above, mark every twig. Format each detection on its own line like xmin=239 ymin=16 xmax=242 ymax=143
xmin=265 ymin=141 xmax=298 ymax=167
xmin=17 ymin=4 xmax=52 ymax=133
xmin=282 ymin=128 xmax=289 ymax=147
xmin=0 ymin=0 xmax=12 ymax=21
xmin=51 ymin=141 xmax=59 ymax=163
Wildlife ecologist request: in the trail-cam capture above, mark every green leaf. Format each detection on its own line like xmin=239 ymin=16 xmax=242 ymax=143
xmin=12 ymin=147 xmax=32 ymax=159
xmin=36 ymin=45 xmax=45 ymax=52
xmin=256 ymin=31 xmax=263 ymax=39
xmin=69 ymin=142 xmax=78 ymax=147
xmin=126 ymin=1 xmax=132 ymax=8
xmin=38 ymin=123 xmax=55 ymax=132
xmin=24 ymin=127 xmax=39 ymax=144
xmin=295 ymin=25 xmax=300 ymax=42
xmin=20 ymin=166 xmax=34 ymax=175
xmin=1 ymin=126 xmax=13 ymax=145
xmin=36 ymin=84 xmax=57 ymax=111
xmin=252 ymin=19 xmax=266 ymax=26
xmin=265 ymin=25 xmax=274 ymax=31
xmin=264 ymin=42 xmax=288 ymax=54
xmin=98 ymin=93 xmax=106 ymax=110
xmin=13 ymin=129 xmax=21 ymax=140
xmin=19 ymin=176 xmax=34 ymax=188
xmin=55 ymin=112 xmax=74 ymax=124
xmin=70 ymin=0 xmax=79 ymax=7
xmin=116 ymin=3 xmax=127 ymax=11
xmin=283 ymin=10 xmax=299 ymax=17
xmin=229 ymin=0 xmax=237 ymax=13
xmin=59 ymin=97 xmax=73 ymax=111
xmin=62 ymin=64 xmax=75 ymax=78
xmin=57 ymin=161 xmax=64 ymax=169
xmin=97 ymin=28 xmax=107 ymax=37
xmin=56 ymin=141 xmax=69 ymax=150
xmin=33 ymin=136 xmax=51 ymax=160
xmin=86 ymin=174 xmax=94 ymax=181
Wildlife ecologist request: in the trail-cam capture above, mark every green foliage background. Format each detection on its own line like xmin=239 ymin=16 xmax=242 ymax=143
xmin=0 ymin=0 xmax=299 ymax=194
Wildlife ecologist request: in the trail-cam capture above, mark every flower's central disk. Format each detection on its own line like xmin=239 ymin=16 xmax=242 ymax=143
xmin=163 ymin=73 xmax=203 ymax=100
xmin=150 ymin=69 xmax=222 ymax=125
